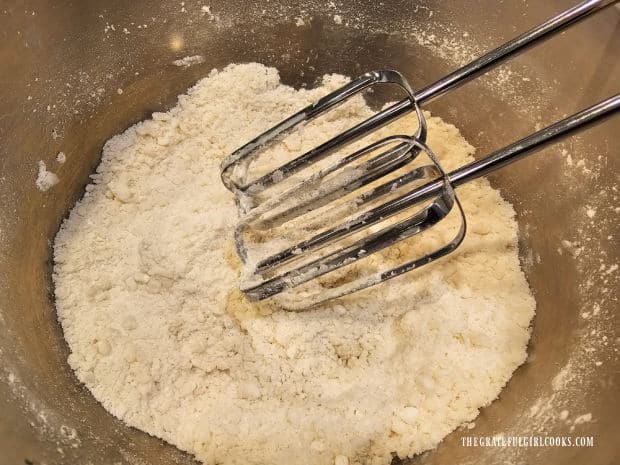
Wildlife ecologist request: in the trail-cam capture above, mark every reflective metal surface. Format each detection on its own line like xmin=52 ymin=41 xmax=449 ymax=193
xmin=0 ymin=1 xmax=618 ymax=464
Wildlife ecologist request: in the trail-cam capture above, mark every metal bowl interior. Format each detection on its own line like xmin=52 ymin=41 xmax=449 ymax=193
xmin=0 ymin=1 xmax=618 ymax=464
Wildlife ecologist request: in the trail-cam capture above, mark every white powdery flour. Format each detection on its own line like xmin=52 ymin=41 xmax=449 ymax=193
xmin=53 ymin=63 xmax=535 ymax=465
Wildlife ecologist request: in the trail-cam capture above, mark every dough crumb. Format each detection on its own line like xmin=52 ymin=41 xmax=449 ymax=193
xmin=35 ymin=160 xmax=59 ymax=191
xmin=173 ymin=55 xmax=206 ymax=68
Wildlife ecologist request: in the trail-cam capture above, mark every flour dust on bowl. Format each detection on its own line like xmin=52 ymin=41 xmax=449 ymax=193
xmin=0 ymin=1 xmax=618 ymax=465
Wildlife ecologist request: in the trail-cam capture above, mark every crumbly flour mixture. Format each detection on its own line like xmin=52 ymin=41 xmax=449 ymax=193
xmin=53 ymin=63 xmax=535 ymax=465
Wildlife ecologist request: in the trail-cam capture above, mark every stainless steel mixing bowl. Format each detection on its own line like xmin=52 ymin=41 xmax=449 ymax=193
xmin=1 ymin=1 xmax=618 ymax=464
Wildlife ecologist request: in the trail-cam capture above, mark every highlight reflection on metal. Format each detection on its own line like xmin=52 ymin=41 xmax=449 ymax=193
xmin=169 ymin=33 xmax=184 ymax=51
xmin=221 ymin=0 xmax=620 ymax=307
